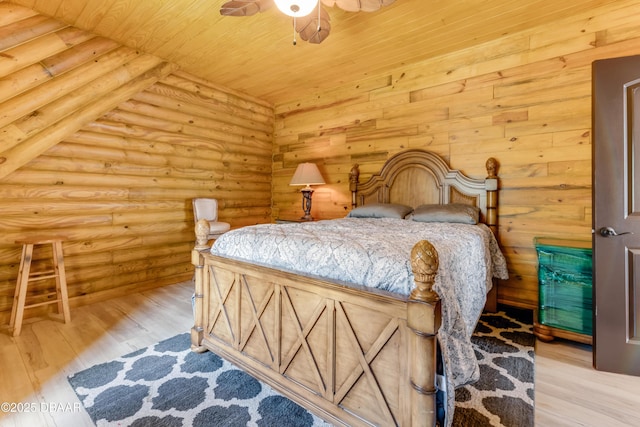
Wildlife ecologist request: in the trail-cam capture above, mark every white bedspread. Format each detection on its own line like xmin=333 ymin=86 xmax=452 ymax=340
xmin=211 ymin=218 xmax=508 ymax=424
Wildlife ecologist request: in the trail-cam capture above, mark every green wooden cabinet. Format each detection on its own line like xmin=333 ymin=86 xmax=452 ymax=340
xmin=533 ymin=237 xmax=593 ymax=343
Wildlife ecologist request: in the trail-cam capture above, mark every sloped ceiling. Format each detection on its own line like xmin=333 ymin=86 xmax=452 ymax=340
xmin=5 ymin=0 xmax=621 ymax=105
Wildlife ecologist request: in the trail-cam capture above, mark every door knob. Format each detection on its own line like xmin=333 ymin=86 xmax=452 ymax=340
xmin=599 ymin=226 xmax=633 ymax=237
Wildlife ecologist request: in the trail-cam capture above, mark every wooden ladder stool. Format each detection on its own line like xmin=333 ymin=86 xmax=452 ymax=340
xmin=10 ymin=237 xmax=71 ymax=337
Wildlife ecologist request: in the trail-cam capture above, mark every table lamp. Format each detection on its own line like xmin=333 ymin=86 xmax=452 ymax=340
xmin=290 ymin=162 xmax=325 ymax=220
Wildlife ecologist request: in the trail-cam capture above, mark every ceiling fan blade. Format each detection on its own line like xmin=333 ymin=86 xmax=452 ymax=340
xmin=360 ymin=0 xmax=396 ymax=11
xmin=296 ymin=7 xmax=331 ymax=44
xmin=320 ymin=0 xmax=395 ymax=12
xmin=220 ymin=0 xmax=273 ymax=16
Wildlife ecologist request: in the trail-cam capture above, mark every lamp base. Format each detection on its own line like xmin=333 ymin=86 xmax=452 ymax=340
xmin=300 ymin=188 xmax=314 ymax=221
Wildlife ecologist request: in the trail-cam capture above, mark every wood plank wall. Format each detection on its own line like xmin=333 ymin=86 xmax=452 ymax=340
xmin=0 ymin=5 xmax=273 ymax=324
xmin=273 ymin=0 xmax=640 ymax=308
xmin=3 ymin=1 xmax=640 ymax=317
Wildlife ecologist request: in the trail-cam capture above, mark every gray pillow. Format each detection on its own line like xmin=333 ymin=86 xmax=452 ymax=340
xmin=347 ymin=203 xmax=413 ymax=219
xmin=409 ymin=203 xmax=479 ymax=224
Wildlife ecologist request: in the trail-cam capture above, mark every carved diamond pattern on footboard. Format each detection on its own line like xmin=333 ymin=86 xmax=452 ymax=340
xmin=279 ymin=285 xmax=329 ymax=395
xmin=207 ymin=267 xmax=237 ymax=346
xmin=334 ymin=301 xmax=400 ymax=425
xmin=205 ymin=266 xmax=408 ymax=426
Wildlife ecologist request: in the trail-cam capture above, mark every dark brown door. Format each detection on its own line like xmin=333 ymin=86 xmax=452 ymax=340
xmin=593 ymin=55 xmax=640 ymax=376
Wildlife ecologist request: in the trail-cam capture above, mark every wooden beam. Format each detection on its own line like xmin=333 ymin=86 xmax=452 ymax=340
xmin=0 ymin=60 xmax=178 ymax=180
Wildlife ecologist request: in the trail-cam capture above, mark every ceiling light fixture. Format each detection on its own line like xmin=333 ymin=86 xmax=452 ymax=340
xmin=220 ymin=0 xmax=395 ymax=45
xmin=274 ymin=0 xmax=319 ymax=17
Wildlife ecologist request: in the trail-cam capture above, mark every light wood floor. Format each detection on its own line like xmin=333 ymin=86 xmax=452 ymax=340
xmin=0 ymin=281 xmax=639 ymax=426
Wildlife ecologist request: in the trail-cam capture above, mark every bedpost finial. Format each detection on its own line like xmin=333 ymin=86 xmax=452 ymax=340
xmin=349 ymin=164 xmax=360 ymax=188
xmin=410 ymin=240 xmax=439 ymax=301
xmin=486 ymin=157 xmax=498 ymax=178
xmin=195 ymin=219 xmax=210 ymax=250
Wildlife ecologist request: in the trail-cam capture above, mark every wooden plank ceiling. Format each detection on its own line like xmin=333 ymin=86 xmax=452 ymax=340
xmin=5 ymin=0 xmax=620 ymax=105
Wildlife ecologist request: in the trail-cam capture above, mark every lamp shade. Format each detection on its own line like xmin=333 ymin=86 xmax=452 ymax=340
xmin=274 ymin=0 xmax=318 ymax=17
xmin=290 ymin=163 xmax=325 ymax=186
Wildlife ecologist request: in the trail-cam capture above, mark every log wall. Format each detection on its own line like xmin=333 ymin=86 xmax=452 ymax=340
xmin=272 ymin=0 xmax=640 ymax=308
xmin=0 ymin=5 xmax=273 ymax=324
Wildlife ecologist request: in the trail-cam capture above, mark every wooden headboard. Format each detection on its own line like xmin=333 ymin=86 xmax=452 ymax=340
xmin=349 ymin=149 xmax=499 ymax=236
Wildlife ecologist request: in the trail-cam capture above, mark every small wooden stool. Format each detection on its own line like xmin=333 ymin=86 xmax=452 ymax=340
xmin=10 ymin=237 xmax=71 ymax=337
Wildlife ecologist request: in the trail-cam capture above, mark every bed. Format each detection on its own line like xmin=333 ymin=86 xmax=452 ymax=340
xmin=191 ymin=149 xmax=507 ymax=426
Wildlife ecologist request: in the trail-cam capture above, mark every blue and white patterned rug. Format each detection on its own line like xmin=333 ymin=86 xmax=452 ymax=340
xmin=68 ymin=307 xmax=533 ymax=427
xmin=452 ymin=306 xmax=534 ymax=426
xmin=68 ymin=333 xmax=331 ymax=426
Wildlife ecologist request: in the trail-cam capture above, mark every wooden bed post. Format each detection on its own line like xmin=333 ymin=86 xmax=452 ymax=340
xmin=485 ymin=157 xmax=499 ymax=312
xmin=349 ymin=163 xmax=360 ymax=209
xmin=407 ymin=240 xmax=441 ymax=427
xmin=191 ymin=219 xmax=210 ymax=353
xmin=485 ymin=157 xmax=499 ymax=236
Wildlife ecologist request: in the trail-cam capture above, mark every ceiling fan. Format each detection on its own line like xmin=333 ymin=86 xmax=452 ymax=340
xmin=220 ymin=0 xmax=396 ymax=45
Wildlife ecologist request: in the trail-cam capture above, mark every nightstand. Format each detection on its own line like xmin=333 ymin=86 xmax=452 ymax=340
xmin=275 ymin=218 xmax=315 ymax=224
xmin=533 ymin=237 xmax=592 ymax=345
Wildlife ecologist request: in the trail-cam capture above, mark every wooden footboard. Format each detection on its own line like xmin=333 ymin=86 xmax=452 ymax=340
xmin=191 ymin=224 xmax=442 ymax=427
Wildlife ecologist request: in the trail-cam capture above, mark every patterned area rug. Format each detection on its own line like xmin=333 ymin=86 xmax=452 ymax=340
xmin=452 ymin=306 xmax=534 ymax=427
xmin=68 ymin=307 xmax=533 ymax=427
